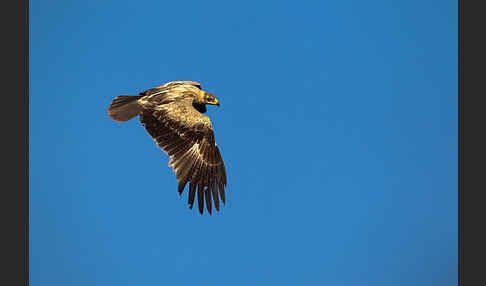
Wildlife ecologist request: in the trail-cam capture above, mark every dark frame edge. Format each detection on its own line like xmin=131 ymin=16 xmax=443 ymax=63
xmin=3 ymin=0 xmax=30 ymax=284
xmin=26 ymin=0 xmax=30 ymax=284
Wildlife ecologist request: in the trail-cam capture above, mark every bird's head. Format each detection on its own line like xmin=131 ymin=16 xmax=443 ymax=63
xmin=199 ymin=90 xmax=220 ymax=107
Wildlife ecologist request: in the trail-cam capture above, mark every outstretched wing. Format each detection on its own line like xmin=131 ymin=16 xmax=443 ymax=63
xmin=139 ymin=81 xmax=202 ymax=97
xmin=140 ymin=104 xmax=227 ymax=215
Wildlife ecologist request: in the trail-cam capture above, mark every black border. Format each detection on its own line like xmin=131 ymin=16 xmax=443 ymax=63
xmin=3 ymin=0 xmax=29 ymax=285
xmin=460 ymin=0 xmax=486 ymax=285
xmin=26 ymin=0 xmax=30 ymax=283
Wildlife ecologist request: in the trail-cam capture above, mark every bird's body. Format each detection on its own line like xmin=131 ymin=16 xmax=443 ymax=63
xmin=107 ymin=81 xmax=227 ymax=215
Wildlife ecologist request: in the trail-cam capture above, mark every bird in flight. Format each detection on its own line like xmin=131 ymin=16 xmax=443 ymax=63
xmin=107 ymin=81 xmax=227 ymax=215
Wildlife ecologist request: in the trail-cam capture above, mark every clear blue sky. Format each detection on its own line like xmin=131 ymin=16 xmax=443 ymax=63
xmin=30 ymin=0 xmax=457 ymax=285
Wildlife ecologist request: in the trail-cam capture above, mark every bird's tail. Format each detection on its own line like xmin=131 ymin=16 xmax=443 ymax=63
xmin=107 ymin=95 xmax=143 ymax=122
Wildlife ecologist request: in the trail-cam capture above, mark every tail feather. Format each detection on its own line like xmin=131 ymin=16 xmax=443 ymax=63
xmin=107 ymin=95 xmax=143 ymax=122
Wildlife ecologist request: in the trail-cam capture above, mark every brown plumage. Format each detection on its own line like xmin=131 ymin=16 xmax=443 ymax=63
xmin=107 ymin=81 xmax=227 ymax=215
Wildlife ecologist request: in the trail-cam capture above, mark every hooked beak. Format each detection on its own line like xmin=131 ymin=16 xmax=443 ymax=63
xmin=210 ymin=97 xmax=220 ymax=107
xmin=210 ymin=94 xmax=220 ymax=106
xmin=212 ymin=97 xmax=220 ymax=106
xmin=202 ymin=91 xmax=220 ymax=106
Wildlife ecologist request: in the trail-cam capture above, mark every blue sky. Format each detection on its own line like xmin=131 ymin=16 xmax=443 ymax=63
xmin=30 ymin=0 xmax=457 ymax=285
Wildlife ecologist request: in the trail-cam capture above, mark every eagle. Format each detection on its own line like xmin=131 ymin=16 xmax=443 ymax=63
xmin=107 ymin=81 xmax=227 ymax=215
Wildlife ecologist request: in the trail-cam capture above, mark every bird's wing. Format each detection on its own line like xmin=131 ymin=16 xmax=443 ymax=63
xmin=139 ymin=81 xmax=202 ymax=97
xmin=140 ymin=103 xmax=227 ymax=215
